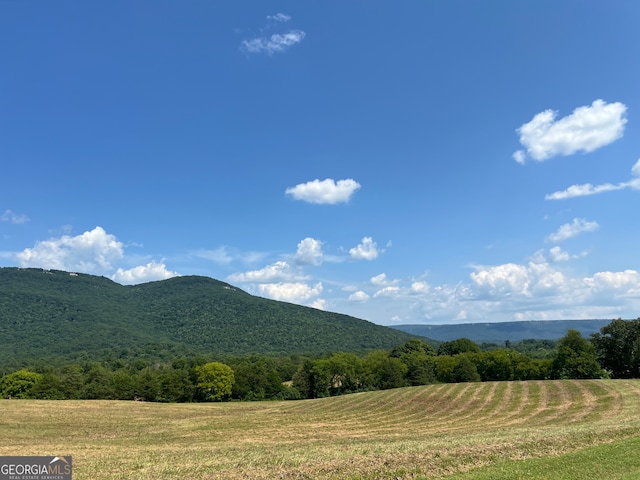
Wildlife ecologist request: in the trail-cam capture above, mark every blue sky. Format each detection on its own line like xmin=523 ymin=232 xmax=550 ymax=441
xmin=2 ymin=1 xmax=639 ymax=325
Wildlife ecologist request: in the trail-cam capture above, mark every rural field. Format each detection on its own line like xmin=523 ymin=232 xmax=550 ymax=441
xmin=2 ymin=379 xmax=640 ymax=479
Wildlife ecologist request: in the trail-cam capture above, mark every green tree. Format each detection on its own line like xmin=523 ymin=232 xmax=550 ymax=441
xmin=364 ymin=350 xmax=408 ymax=390
xmin=474 ymin=350 xmax=519 ymax=381
xmin=452 ymin=355 xmax=481 ymax=383
xmin=194 ymin=362 xmax=234 ymax=401
xmin=551 ymin=329 xmax=604 ymax=379
xmin=0 ymin=369 xmax=44 ymax=398
xmin=591 ymin=318 xmax=640 ymax=378
xmin=82 ymin=364 xmax=116 ymax=399
xmin=390 ymin=339 xmax=437 ymax=386
xmin=438 ymin=338 xmax=481 ymax=356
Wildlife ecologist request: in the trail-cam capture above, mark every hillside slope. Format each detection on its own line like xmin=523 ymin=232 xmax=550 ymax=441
xmin=0 ymin=267 xmax=418 ymax=367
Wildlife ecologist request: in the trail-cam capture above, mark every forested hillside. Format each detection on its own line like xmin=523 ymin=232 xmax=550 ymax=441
xmin=0 ymin=267 xmax=419 ymax=367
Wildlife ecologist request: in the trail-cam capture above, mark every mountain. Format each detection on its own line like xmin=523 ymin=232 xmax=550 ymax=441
xmin=391 ymin=320 xmax=614 ymax=344
xmin=0 ymin=267 xmax=420 ymax=368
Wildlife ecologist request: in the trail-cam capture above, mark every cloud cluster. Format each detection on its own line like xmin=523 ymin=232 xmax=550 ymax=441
xmin=339 ymin=252 xmax=640 ymax=324
xmin=16 ymin=226 xmax=124 ymax=273
xmin=226 ymin=235 xmax=384 ymax=309
xmin=285 ymin=178 xmax=361 ymax=204
xmin=349 ymin=237 xmax=379 ymax=260
xmin=513 ymin=99 xmax=627 ymax=163
xmin=13 ymin=226 xmax=178 ymax=284
xmin=241 ymin=13 xmax=305 ymax=55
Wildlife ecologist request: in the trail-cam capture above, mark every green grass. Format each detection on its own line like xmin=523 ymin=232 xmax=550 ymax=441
xmin=2 ymin=379 xmax=640 ymax=479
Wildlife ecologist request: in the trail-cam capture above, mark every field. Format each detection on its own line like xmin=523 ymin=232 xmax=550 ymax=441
xmin=2 ymin=380 xmax=640 ymax=479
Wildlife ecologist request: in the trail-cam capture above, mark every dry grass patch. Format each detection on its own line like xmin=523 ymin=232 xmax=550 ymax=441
xmin=2 ymin=380 xmax=640 ymax=479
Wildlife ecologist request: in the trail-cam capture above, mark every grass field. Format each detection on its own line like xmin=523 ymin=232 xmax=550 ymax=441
xmin=2 ymin=379 xmax=640 ymax=479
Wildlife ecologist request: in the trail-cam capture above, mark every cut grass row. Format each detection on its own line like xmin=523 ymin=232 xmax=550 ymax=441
xmin=1 ymin=379 xmax=640 ymax=479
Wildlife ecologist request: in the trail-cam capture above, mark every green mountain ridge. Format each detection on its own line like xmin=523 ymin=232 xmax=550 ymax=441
xmin=0 ymin=267 xmax=419 ymax=367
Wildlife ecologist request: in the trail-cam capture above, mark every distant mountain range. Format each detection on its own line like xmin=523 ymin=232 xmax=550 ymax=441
xmin=0 ymin=267 xmax=418 ymax=368
xmin=0 ymin=267 xmax=621 ymax=369
xmin=391 ymin=320 xmax=615 ymax=343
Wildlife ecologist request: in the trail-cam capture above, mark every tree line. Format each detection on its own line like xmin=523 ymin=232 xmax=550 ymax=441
xmin=2 ymin=318 xmax=638 ymax=401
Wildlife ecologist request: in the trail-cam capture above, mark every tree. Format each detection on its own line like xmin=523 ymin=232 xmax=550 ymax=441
xmin=0 ymin=369 xmax=44 ymax=398
xmin=551 ymin=329 xmax=604 ymax=379
xmin=364 ymin=350 xmax=408 ymax=390
xmin=452 ymin=355 xmax=481 ymax=383
xmin=390 ymin=340 xmax=436 ymax=386
xmin=591 ymin=318 xmax=640 ymax=378
xmin=438 ymin=338 xmax=481 ymax=356
xmin=194 ymin=362 xmax=234 ymax=401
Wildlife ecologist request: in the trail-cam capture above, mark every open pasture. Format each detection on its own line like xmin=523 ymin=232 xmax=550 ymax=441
xmin=2 ymin=379 xmax=640 ymax=479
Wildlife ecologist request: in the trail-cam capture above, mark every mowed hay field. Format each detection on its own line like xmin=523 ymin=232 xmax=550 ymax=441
xmin=3 ymin=380 xmax=640 ymax=479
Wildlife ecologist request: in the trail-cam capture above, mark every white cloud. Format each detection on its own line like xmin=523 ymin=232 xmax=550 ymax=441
xmin=349 ymin=237 xmax=379 ymax=260
xmin=370 ymin=273 xmax=400 ymax=287
xmin=470 ymin=263 xmax=531 ymax=296
xmin=546 ymin=158 xmax=640 ymax=200
xmin=373 ymin=286 xmax=401 ymax=298
xmin=348 ymin=290 xmax=370 ymax=302
xmin=310 ymin=298 xmax=327 ymax=310
xmin=546 ymin=218 xmax=599 ymax=243
xmin=227 ymin=260 xmax=305 ymax=283
xmin=583 ymin=270 xmax=640 ymax=292
xmin=1 ymin=209 xmax=29 ymax=224
xmin=112 ymin=262 xmax=179 ymax=285
xmin=410 ymin=281 xmax=430 ymax=293
xmin=15 ymin=226 xmax=124 ymax=274
xmin=514 ymin=99 xmax=627 ymax=163
xmin=258 ymin=282 xmax=323 ymax=303
xmin=549 ymin=246 xmax=570 ymax=262
xmin=285 ymin=178 xmax=361 ymax=204
xmin=294 ymin=237 xmax=323 ymax=266
xmin=241 ymin=30 xmax=305 ymax=55
xmin=267 ymin=13 xmax=291 ymax=22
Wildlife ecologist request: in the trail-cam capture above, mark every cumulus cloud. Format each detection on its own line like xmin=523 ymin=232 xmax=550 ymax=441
xmin=285 ymin=178 xmax=361 ymax=204
xmin=227 ymin=260 xmax=305 ymax=283
xmin=258 ymin=282 xmax=323 ymax=303
xmin=294 ymin=237 xmax=323 ymax=266
xmin=470 ymin=263 xmax=531 ymax=296
xmin=1 ymin=209 xmax=29 ymax=224
xmin=349 ymin=237 xmax=379 ymax=260
xmin=410 ymin=281 xmax=430 ymax=293
xmin=15 ymin=226 xmax=124 ymax=274
xmin=373 ymin=286 xmax=401 ymax=298
xmin=513 ymin=99 xmax=627 ymax=163
xmin=348 ymin=290 xmax=370 ymax=302
xmin=112 ymin=262 xmax=179 ymax=285
xmin=241 ymin=30 xmax=305 ymax=55
xmin=370 ymin=273 xmax=395 ymax=286
xmin=310 ymin=298 xmax=327 ymax=310
xmin=584 ymin=270 xmax=639 ymax=293
xmin=546 ymin=218 xmax=599 ymax=243
xmin=546 ymin=158 xmax=640 ymax=200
